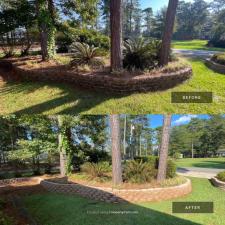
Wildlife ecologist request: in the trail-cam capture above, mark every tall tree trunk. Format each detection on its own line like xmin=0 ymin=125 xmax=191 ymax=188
xmin=159 ymin=0 xmax=178 ymax=66
xmin=123 ymin=115 xmax=126 ymax=157
xmin=58 ymin=115 xmax=67 ymax=177
xmin=129 ymin=0 xmax=133 ymax=35
xmin=65 ymin=127 xmax=73 ymax=174
xmin=110 ymin=115 xmax=122 ymax=186
xmin=36 ymin=0 xmax=56 ymax=61
xmin=36 ymin=0 xmax=47 ymax=60
xmin=157 ymin=115 xmax=172 ymax=182
xmin=47 ymin=0 xmax=56 ymax=59
xmin=110 ymin=0 xmax=123 ymax=71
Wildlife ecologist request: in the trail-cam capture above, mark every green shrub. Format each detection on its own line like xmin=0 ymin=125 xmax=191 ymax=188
xmin=208 ymin=24 xmax=225 ymax=48
xmin=211 ymin=53 xmax=225 ymax=65
xmin=0 ymin=173 xmax=12 ymax=180
xmin=123 ymin=160 xmax=157 ymax=183
xmin=71 ymin=150 xmax=110 ymax=171
xmin=217 ymin=171 xmax=225 ymax=182
xmin=123 ymin=38 xmax=162 ymax=70
xmin=33 ymin=169 xmax=41 ymax=176
xmin=134 ymin=156 xmax=177 ymax=179
xmin=166 ymin=160 xmax=177 ymax=178
xmin=0 ymin=211 xmax=13 ymax=225
xmin=86 ymin=150 xmax=111 ymax=164
xmin=56 ymin=25 xmax=110 ymax=53
xmin=44 ymin=164 xmax=52 ymax=174
xmin=70 ymin=42 xmax=105 ymax=69
xmin=134 ymin=156 xmax=158 ymax=167
xmin=81 ymin=161 xmax=111 ymax=178
xmin=14 ymin=171 xmax=22 ymax=178
xmin=0 ymin=198 xmax=5 ymax=209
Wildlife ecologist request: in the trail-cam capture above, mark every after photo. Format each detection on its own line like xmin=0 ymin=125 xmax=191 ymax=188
xmin=0 ymin=114 xmax=224 ymax=225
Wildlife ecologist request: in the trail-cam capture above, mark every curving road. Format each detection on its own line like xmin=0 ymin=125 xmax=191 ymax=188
xmin=177 ymin=167 xmax=224 ymax=179
xmin=173 ymin=49 xmax=221 ymax=59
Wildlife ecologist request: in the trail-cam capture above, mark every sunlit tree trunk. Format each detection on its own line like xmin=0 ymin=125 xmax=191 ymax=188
xmin=191 ymin=140 xmax=194 ymax=158
xmin=36 ymin=0 xmax=56 ymax=61
xmin=157 ymin=115 xmax=172 ymax=182
xmin=58 ymin=115 xmax=67 ymax=177
xmin=159 ymin=0 xmax=178 ymax=66
xmin=110 ymin=0 xmax=123 ymax=71
xmin=110 ymin=115 xmax=122 ymax=185
xmin=47 ymin=0 xmax=56 ymax=59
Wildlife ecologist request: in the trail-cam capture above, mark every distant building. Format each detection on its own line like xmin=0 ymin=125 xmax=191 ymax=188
xmin=216 ymin=148 xmax=225 ymax=157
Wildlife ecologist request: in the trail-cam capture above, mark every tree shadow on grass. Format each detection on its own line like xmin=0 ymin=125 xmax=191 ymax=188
xmin=0 ymin=61 xmax=129 ymax=114
xmin=0 ymin=80 xmax=125 ymax=114
xmin=1 ymin=178 xmax=202 ymax=225
xmin=191 ymin=161 xmax=225 ymax=170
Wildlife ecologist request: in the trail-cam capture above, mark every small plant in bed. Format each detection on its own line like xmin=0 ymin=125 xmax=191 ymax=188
xmin=70 ymin=158 xmax=184 ymax=188
xmin=211 ymin=53 xmax=225 ymax=65
xmin=217 ymin=171 xmax=225 ymax=182
xmin=69 ymin=42 xmax=105 ymax=69
xmin=123 ymin=38 xmax=161 ymax=70
xmin=80 ymin=161 xmax=111 ymax=182
xmin=123 ymin=160 xmax=157 ymax=183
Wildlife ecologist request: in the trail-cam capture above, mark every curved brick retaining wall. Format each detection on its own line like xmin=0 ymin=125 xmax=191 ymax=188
xmin=211 ymin=177 xmax=225 ymax=190
xmin=0 ymin=59 xmax=192 ymax=94
xmin=40 ymin=178 xmax=192 ymax=203
xmin=0 ymin=176 xmax=192 ymax=202
xmin=205 ymin=59 xmax=225 ymax=74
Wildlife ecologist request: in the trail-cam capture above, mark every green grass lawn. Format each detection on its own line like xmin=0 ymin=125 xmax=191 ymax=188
xmin=176 ymin=158 xmax=225 ymax=169
xmin=23 ymin=177 xmax=225 ymax=225
xmin=1 ymin=58 xmax=225 ymax=114
xmin=172 ymin=40 xmax=225 ymax=52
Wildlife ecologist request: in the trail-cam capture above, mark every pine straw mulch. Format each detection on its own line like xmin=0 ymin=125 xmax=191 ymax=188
xmin=68 ymin=173 xmax=186 ymax=190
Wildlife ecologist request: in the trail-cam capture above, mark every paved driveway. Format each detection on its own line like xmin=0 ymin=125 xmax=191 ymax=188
xmin=177 ymin=167 xmax=224 ymax=179
xmin=173 ymin=49 xmax=220 ymax=59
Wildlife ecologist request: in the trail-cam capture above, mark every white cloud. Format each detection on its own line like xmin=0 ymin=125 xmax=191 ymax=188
xmin=173 ymin=115 xmax=197 ymax=125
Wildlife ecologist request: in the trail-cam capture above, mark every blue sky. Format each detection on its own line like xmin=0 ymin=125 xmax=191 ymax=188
xmin=140 ymin=0 xmax=169 ymax=11
xmin=148 ymin=115 xmax=210 ymax=128
xmin=140 ymin=0 xmax=211 ymax=11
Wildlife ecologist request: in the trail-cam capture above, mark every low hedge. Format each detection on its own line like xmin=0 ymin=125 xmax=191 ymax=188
xmin=134 ymin=156 xmax=176 ymax=178
xmin=211 ymin=53 xmax=225 ymax=66
xmin=217 ymin=171 xmax=225 ymax=182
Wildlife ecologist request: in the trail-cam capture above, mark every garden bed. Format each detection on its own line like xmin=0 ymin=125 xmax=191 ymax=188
xmin=0 ymin=176 xmax=192 ymax=203
xmin=211 ymin=177 xmax=225 ymax=190
xmin=40 ymin=176 xmax=191 ymax=203
xmin=205 ymin=58 xmax=225 ymax=74
xmin=0 ymin=56 xmax=192 ymax=94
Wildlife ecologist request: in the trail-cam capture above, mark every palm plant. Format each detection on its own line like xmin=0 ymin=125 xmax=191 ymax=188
xmin=123 ymin=160 xmax=157 ymax=183
xmin=123 ymin=37 xmax=161 ymax=70
xmin=81 ymin=162 xmax=111 ymax=178
xmin=70 ymin=42 xmax=105 ymax=69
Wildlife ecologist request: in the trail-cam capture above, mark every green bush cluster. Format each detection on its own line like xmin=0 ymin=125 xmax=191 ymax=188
xmin=208 ymin=25 xmax=225 ymax=48
xmin=123 ymin=160 xmax=157 ymax=183
xmin=124 ymin=156 xmax=177 ymax=183
xmin=72 ymin=149 xmax=110 ymax=171
xmin=211 ymin=53 xmax=225 ymax=65
xmin=217 ymin=171 xmax=225 ymax=182
xmin=0 ymin=212 xmax=12 ymax=225
xmin=123 ymin=38 xmax=162 ymax=70
xmin=0 ymin=199 xmax=12 ymax=225
xmin=56 ymin=26 xmax=109 ymax=53
xmin=80 ymin=161 xmax=111 ymax=179
xmin=70 ymin=42 xmax=105 ymax=69
xmin=166 ymin=160 xmax=177 ymax=178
